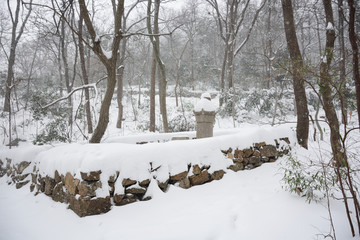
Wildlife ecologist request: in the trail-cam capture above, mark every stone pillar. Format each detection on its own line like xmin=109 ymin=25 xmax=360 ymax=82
xmin=194 ymin=110 xmax=216 ymax=139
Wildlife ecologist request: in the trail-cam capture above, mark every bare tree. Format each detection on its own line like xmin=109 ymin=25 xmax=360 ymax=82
xmin=207 ymin=0 xmax=265 ymax=105
xmin=78 ymin=14 xmax=93 ymax=134
xmin=281 ymin=0 xmax=309 ymax=149
xmin=78 ymin=0 xmax=124 ymax=142
xmin=3 ymin=0 xmax=32 ymax=113
xmin=147 ymin=0 xmax=169 ymax=132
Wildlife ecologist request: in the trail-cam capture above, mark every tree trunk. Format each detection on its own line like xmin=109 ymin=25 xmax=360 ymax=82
xmin=60 ymin=14 xmax=73 ymax=133
xmin=281 ymin=0 xmax=309 ymax=149
xmin=320 ymin=0 xmax=346 ymax=165
xmin=78 ymin=15 xmax=93 ymax=134
xmin=79 ymin=0 xmax=124 ymax=143
xmin=265 ymin=0 xmax=272 ymax=89
xmin=348 ymin=0 xmax=360 ymax=130
xmin=147 ymin=0 xmax=168 ymax=132
xmin=116 ymin=38 xmax=126 ymax=129
xmin=219 ymin=45 xmax=228 ymax=106
xmin=150 ymin=50 xmax=156 ymax=132
xmin=338 ymin=0 xmax=347 ymax=125
xmin=4 ymin=44 xmax=16 ymax=112
xmin=90 ymin=66 xmax=117 ymax=143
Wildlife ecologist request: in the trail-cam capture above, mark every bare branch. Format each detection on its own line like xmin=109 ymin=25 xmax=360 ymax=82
xmin=42 ymin=76 xmax=107 ymax=109
xmin=234 ymin=0 xmax=266 ymax=56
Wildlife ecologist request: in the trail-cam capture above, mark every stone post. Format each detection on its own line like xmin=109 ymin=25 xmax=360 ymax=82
xmin=194 ymin=93 xmax=216 ymax=139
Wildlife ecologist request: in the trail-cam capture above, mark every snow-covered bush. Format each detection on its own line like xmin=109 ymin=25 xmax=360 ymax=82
xmin=281 ymin=153 xmax=336 ymax=203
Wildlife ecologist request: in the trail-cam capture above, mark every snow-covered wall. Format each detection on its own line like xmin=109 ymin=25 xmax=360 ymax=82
xmin=0 ymin=125 xmax=294 ymax=217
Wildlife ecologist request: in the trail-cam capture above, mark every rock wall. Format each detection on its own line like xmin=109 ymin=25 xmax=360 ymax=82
xmin=0 ymin=138 xmax=290 ymax=217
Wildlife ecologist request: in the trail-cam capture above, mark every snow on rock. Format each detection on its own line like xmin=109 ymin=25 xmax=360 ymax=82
xmin=0 ymin=124 xmax=295 ymax=217
xmin=0 ymin=124 xmax=295 ymax=180
xmin=194 ymin=92 xmax=217 ymax=112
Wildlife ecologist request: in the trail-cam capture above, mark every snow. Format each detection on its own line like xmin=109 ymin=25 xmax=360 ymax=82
xmin=326 ymin=22 xmax=334 ymax=31
xmin=194 ymin=92 xmax=217 ymax=112
xmin=0 ymin=123 xmax=357 ymax=240
xmin=0 ymin=152 xmax=353 ymax=240
xmin=0 ymin=124 xmax=292 ymax=181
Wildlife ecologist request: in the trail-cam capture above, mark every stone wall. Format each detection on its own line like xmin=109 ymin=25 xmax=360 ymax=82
xmin=0 ymin=138 xmax=290 ymax=217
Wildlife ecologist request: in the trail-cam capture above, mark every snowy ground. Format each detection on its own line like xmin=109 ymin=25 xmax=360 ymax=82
xmin=0 ymin=123 xmax=357 ymax=240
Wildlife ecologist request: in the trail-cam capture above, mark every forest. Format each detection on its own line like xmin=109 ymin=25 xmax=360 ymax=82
xmin=0 ymin=0 xmax=360 ymax=239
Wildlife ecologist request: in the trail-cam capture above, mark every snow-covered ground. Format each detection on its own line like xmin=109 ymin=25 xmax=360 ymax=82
xmin=0 ymin=123 xmax=357 ymax=240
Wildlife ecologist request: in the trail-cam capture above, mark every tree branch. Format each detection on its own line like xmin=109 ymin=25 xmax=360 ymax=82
xmin=42 ymin=76 xmax=106 ymax=109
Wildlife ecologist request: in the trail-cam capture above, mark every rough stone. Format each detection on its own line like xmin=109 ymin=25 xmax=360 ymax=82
xmin=30 ymin=184 xmax=35 ymax=192
xmin=233 ymin=157 xmax=243 ymax=163
xmin=37 ymin=177 xmax=45 ymax=192
xmin=201 ymin=165 xmax=211 ymax=171
xmin=80 ymin=170 xmax=102 ymax=182
xmin=254 ymin=142 xmax=266 ymax=149
xmin=31 ymin=173 xmax=37 ymax=184
xmin=228 ymin=163 xmax=244 ymax=172
xmin=260 ymin=145 xmax=278 ymax=158
xmin=12 ymin=173 xmax=30 ymax=182
xmin=139 ymin=179 xmax=151 ymax=188
xmin=253 ymin=150 xmax=261 ymax=157
xmin=227 ymin=152 xmax=234 ymax=160
xmin=78 ymin=181 xmax=102 ymax=197
xmin=211 ymin=170 xmax=225 ymax=180
xmin=280 ymin=137 xmax=290 ymax=144
xmin=52 ymin=183 xmax=66 ymax=203
xmin=54 ymin=170 xmax=61 ymax=183
xmin=234 ymin=149 xmax=243 ymax=158
xmin=113 ymin=194 xmax=124 ymax=205
xmin=243 ymin=148 xmax=253 ymax=158
xmin=122 ymin=178 xmax=137 ymax=188
xmin=16 ymin=180 xmax=30 ymax=189
xmin=178 ymin=178 xmax=191 ymax=189
xmin=64 ymin=172 xmax=78 ymax=195
xmin=108 ymin=182 xmax=115 ymax=196
xmin=194 ymin=110 xmax=216 ymax=139
xmin=69 ymin=196 xmax=111 ymax=217
xmin=16 ymin=161 xmax=31 ymax=174
xmin=170 ymin=171 xmax=188 ymax=182
xmin=192 ymin=165 xmax=201 ymax=175
xmin=248 ymin=156 xmax=261 ymax=165
xmin=125 ymin=187 xmax=147 ymax=196
xmin=113 ymin=194 xmax=137 ymax=206
xmin=157 ymin=179 xmax=169 ymax=192
xmin=108 ymin=171 xmax=119 ymax=183
xmin=189 ymin=170 xmax=211 ymax=186
xmin=44 ymin=176 xmax=56 ymax=196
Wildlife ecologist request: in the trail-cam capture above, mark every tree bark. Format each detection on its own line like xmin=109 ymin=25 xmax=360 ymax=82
xmin=281 ymin=0 xmax=309 ymax=149
xmin=78 ymin=15 xmax=93 ymax=134
xmin=116 ymin=36 xmax=126 ymax=129
xmin=338 ymin=0 xmax=347 ymax=125
xmin=60 ymin=9 xmax=73 ymax=132
xmin=150 ymin=50 xmax=156 ymax=132
xmin=320 ymin=0 xmax=346 ymax=165
xmin=348 ymin=0 xmax=360 ymax=130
